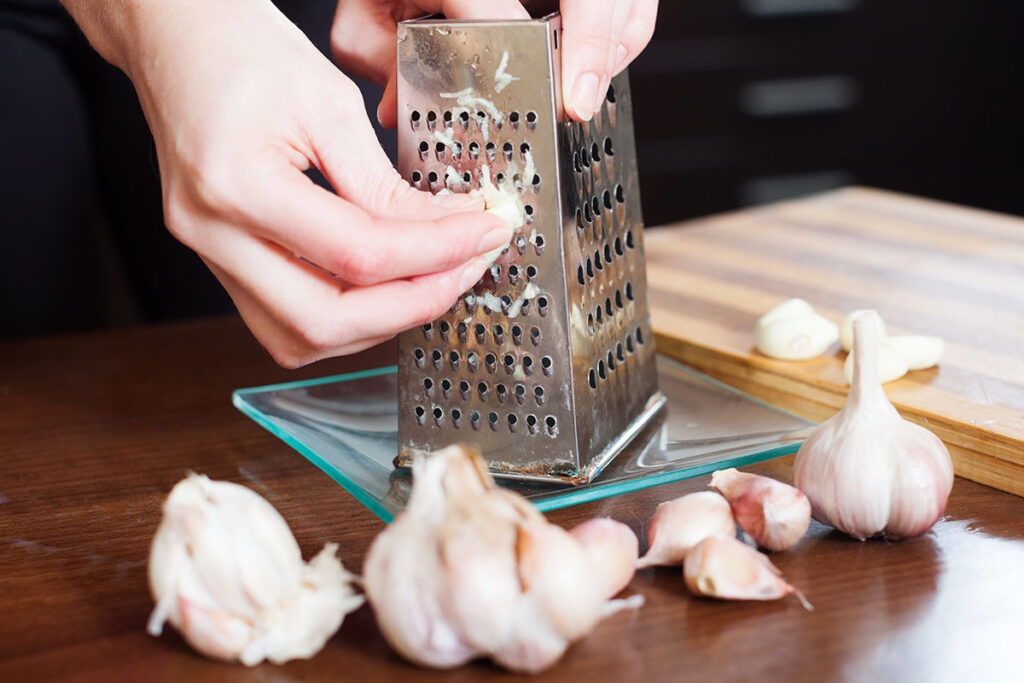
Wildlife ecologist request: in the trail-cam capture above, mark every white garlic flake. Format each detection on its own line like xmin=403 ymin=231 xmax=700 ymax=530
xmin=754 ymin=298 xmax=839 ymax=360
xmin=363 ymin=445 xmax=640 ymax=674
xmin=795 ymin=312 xmax=955 ymax=541
xmin=147 ymin=474 xmax=363 ymax=666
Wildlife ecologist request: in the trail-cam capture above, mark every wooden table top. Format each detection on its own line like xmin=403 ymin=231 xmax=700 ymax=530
xmin=3 ymin=246 xmax=1024 ymax=679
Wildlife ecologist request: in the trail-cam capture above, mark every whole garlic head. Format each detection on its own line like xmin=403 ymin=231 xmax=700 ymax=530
xmin=754 ymin=298 xmax=839 ymax=360
xmin=363 ymin=445 xmax=639 ymax=674
xmin=147 ymin=474 xmax=363 ymax=666
xmin=794 ymin=313 xmax=955 ymax=541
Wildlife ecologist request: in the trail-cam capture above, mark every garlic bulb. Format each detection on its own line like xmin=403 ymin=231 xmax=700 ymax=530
xmin=754 ymin=298 xmax=839 ymax=360
xmin=794 ymin=312 xmax=955 ymax=540
xmin=363 ymin=445 xmax=639 ymax=674
xmin=569 ymin=518 xmax=639 ymax=599
xmin=709 ymin=468 xmax=811 ymax=551
xmin=841 ymin=310 xmax=943 ymax=382
xmin=147 ymin=474 xmax=363 ymax=665
xmin=636 ymin=491 xmax=735 ymax=568
xmin=684 ymin=535 xmax=807 ymax=607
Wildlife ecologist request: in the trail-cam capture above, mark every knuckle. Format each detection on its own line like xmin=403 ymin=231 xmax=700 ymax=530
xmin=337 ymin=244 xmax=387 ymax=286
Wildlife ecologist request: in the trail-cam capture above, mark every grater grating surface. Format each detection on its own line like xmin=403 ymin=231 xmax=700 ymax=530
xmin=395 ymin=13 xmax=663 ymax=484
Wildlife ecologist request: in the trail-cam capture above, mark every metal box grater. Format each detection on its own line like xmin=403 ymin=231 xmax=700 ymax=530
xmin=394 ymin=12 xmax=664 ymax=485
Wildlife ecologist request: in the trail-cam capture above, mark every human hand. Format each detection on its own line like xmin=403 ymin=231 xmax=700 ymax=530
xmin=63 ymin=0 xmax=512 ymax=367
xmin=331 ymin=0 xmax=658 ymax=126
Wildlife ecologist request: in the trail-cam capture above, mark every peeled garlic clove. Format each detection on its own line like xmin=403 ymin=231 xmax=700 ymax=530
xmin=570 ymin=518 xmax=639 ymax=598
xmin=636 ymin=491 xmax=735 ymax=568
xmin=755 ymin=298 xmax=839 ymax=360
xmin=844 ymin=337 xmax=909 ymax=384
xmin=709 ymin=468 xmax=811 ymax=552
xmin=888 ymin=334 xmax=944 ymax=370
xmin=363 ymin=444 xmax=627 ymax=674
xmin=795 ymin=312 xmax=954 ymax=541
xmin=147 ymin=474 xmax=362 ymax=666
xmin=840 ymin=309 xmax=887 ymax=352
xmin=683 ymin=535 xmax=800 ymax=603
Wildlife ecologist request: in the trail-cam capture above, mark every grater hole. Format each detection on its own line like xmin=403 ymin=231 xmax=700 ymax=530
xmin=414 ymin=347 xmax=425 ymax=361
xmin=604 ymin=137 xmax=614 ymax=157
xmin=435 ymin=141 xmax=446 ymax=156
xmin=588 ymin=368 xmax=597 ymax=389
xmin=607 ymin=350 xmax=616 ymax=372
xmin=581 ymin=149 xmax=591 ymax=168
xmin=594 ymin=250 xmax=603 ymax=271
xmin=456 ymin=321 xmax=467 ymax=339
xmin=590 ymin=142 xmax=600 ymax=162
xmin=414 ymin=405 xmax=426 ymax=423
xmin=526 ymin=110 xmax=537 ymax=128
xmin=515 ymin=383 xmax=526 ymax=398
xmin=421 ymin=321 xmax=432 ymax=338
xmin=615 ymin=184 xmax=625 ymax=203
xmin=530 ymin=326 xmax=541 ymax=344
xmin=603 ymin=189 xmax=613 ymax=210
xmin=463 ymin=171 xmax=471 ymax=183
xmin=501 ymin=294 xmax=512 ymax=310
xmin=604 ymin=243 xmax=612 ymax=264
xmin=433 ymin=406 xmax=443 ymax=420
xmin=507 ymin=413 xmax=518 ymax=430
xmin=490 ymin=264 xmax=501 ymax=282
xmin=598 ymin=360 xmax=607 ymax=380
xmin=573 ymin=151 xmax=582 ymax=173
xmin=532 ymin=174 xmax=541 ymax=190
xmin=431 ymin=348 xmax=442 ymax=363
xmin=410 ymin=110 xmax=421 ymax=127
xmin=451 ymin=408 xmax=462 ymax=423
xmin=496 ymin=172 xmax=505 ymax=185
xmin=626 ymin=282 xmax=634 ymax=300
xmin=493 ymin=324 xmax=504 ymax=342
xmin=595 ymin=305 xmax=603 ymax=324
xmin=475 ymin=323 xmax=486 ymax=342
xmin=454 ymin=142 xmax=463 ymax=159
xmin=607 ymin=84 xmax=616 ymax=103
xmin=615 ymin=237 xmax=624 ymax=256
xmin=509 ymin=111 xmax=520 ymax=127
xmin=537 ymin=296 xmax=549 ymax=316
xmin=411 ymin=170 xmax=422 ymax=184
xmin=478 ymin=381 xmax=488 ymax=396
xmin=526 ymin=265 xmax=538 ymax=280
xmin=460 ymin=111 xmax=470 ymax=126
xmin=511 ymin=324 xmax=523 ymax=343
xmin=615 ymin=289 xmax=623 ymax=308
xmin=423 ymin=377 xmax=433 ymax=392
xmin=583 ymin=202 xmax=593 ymax=223
xmin=605 ymin=297 xmax=613 ymax=317
xmin=526 ymin=414 xmax=538 ymax=431
xmin=503 ymin=141 xmax=514 ymax=157
xmin=541 ymin=355 xmax=553 ymax=375
xmin=427 ymin=170 xmax=439 ymax=184
xmin=504 ymin=353 xmax=515 ymax=369
xmin=534 ymin=385 xmax=545 ymax=401
xmin=524 ymin=205 xmax=534 ymax=223
xmin=459 ymin=379 xmax=470 ymax=393
xmin=418 ymin=140 xmax=429 ymax=154
xmin=587 ymin=313 xmax=595 ymax=334
xmin=469 ymin=141 xmax=480 ymax=159
xmin=448 ymin=350 xmax=460 ymax=369
xmin=486 ymin=141 xmax=496 ymax=160
xmin=443 ymin=110 xmax=452 ymax=125
xmin=626 ymin=230 xmax=635 ymax=249
xmin=545 ymin=416 xmax=558 ymax=435
xmin=514 ymin=235 xmax=527 ymax=253
xmin=617 ymin=342 xmax=625 ymax=362
xmin=485 ymin=353 xmax=497 ymax=372
xmin=520 ymin=141 xmax=531 ymax=155
xmin=522 ymin=354 xmax=534 ymax=374
xmin=466 ymin=351 xmax=479 ymax=370
xmin=439 ymin=320 xmax=450 ymax=335
xmin=636 ymin=326 xmax=645 ymax=344
xmin=592 ymin=196 xmax=601 ymax=217
xmin=496 ymin=384 xmax=508 ymax=401
xmin=470 ymin=410 xmax=481 ymax=426
xmin=626 ymin=333 xmax=635 ymax=353
xmin=488 ymin=412 xmax=499 ymax=427
xmin=427 ymin=110 xmax=438 ymax=124
xmin=508 ymin=264 xmax=520 ymax=282
xmin=577 ymin=265 xmax=585 ymax=286
xmin=586 ymin=257 xmax=594 ymax=279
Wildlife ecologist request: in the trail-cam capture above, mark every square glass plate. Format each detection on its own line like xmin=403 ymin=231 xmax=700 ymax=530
xmin=233 ymin=355 xmax=813 ymax=522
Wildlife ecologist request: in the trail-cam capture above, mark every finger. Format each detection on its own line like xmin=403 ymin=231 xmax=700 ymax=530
xmin=614 ymin=0 xmax=657 ymax=76
xmin=429 ymin=0 xmax=530 ymax=20
xmin=377 ymin=72 xmax=398 ymax=130
xmin=560 ymin=0 xmax=626 ymax=121
xmin=233 ymin=162 xmax=511 ymax=286
xmin=331 ymin=0 xmax=400 ymax=85
xmin=202 ymin=226 xmax=490 ymax=366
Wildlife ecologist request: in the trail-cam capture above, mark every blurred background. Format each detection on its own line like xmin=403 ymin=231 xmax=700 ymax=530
xmin=1 ymin=0 xmax=1021 ymax=339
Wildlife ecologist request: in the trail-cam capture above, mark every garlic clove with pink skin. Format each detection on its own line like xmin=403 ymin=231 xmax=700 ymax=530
xmin=147 ymin=474 xmax=363 ymax=666
xmin=794 ymin=312 xmax=955 ymax=541
xmin=636 ymin=491 xmax=735 ymax=568
xmin=709 ymin=468 xmax=811 ymax=552
xmin=683 ymin=535 xmax=806 ymax=606
xmin=363 ymin=444 xmax=639 ymax=674
xmin=570 ymin=518 xmax=639 ymax=598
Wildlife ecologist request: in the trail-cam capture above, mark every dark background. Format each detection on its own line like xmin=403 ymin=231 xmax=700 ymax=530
xmin=1 ymin=0 xmax=1021 ymax=339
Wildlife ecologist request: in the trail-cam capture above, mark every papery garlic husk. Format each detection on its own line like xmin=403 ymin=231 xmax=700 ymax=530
xmin=636 ymin=491 xmax=735 ymax=568
xmin=363 ymin=445 xmax=638 ymax=674
xmin=147 ymin=474 xmax=363 ymax=666
xmin=570 ymin=518 xmax=639 ymax=598
xmin=844 ymin=337 xmax=909 ymax=384
xmin=709 ymin=468 xmax=811 ymax=552
xmin=683 ymin=535 xmax=806 ymax=607
xmin=794 ymin=313 xmax=955 ymax=541
xmin=754 ymin=298 xmax=839 ymax=360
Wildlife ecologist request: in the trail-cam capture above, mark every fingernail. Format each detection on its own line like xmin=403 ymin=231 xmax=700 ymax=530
xmin=458 ymin=259 xmax=487 ymax=292
xmin=571 ymin=72 xmax=600 ymax=121
xmin=476 ymin=225 xmax=513 ymax=255
xmin=614 ymin=44 xmax=629 ymax=73
xmin=431 ymin=192 xmax=482 ymax=210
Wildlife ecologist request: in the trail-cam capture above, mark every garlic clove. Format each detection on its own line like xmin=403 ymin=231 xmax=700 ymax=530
xmin=709 ymin=468 xmax=811 ymax=552
xmin=754 ymin=298 xmax=839 ymax=360
xmin=844 ymin=337 xmax=909 ymax=384
xmin=147 ymin=474 xmax=362 ymax=666
xmin=840 ymin=309 xmax=887 ymax=352
xmin=795 ymin=312 xmax=954 ymax=541
xmin=683 ymin=535 xmax=802 ymax=603
xmin=636 ymin=491 xmax=735 ymax=568
xmin=888 ymin=334 xmax=944 ymax=371
xmin=569 ymin=518 xmax=639 ymax=599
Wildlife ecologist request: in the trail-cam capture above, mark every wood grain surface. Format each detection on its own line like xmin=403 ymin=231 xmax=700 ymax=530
xmin=646 ymin=187 xmax=1024 ymax=496
xmin=2 ymin=315 xmax=1023 ymax=682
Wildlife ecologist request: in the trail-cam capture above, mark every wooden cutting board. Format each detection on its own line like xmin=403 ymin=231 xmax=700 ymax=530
xmin=645 ymin=187 xmax=1024 ymax=496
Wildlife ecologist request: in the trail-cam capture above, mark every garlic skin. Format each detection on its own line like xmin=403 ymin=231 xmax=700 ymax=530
xmin=363 ymin=445 xmax=636 ymax=674
xmin=636 ymin=491 xmax=735 ymax=568
xmin=794 ymin=313 xmax=955 ymax=541
xmin=709 ymin=468 xmax=811 ymax=552
xmin=844 ymin=337 xmax=909 ymax=384
xmin=755 ymin=298 xmax=839 ymax=360
xmin=147 ymin=474 xmax=363 ymax=666
xmin=683 ymin=535 xmax=800 ymax=603
xmin=570 ymin=518 xmax=639 ymax=598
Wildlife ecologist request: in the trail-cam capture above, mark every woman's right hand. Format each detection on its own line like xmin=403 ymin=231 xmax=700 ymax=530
xmin=61 ymin=0 xmax=511 ymax=367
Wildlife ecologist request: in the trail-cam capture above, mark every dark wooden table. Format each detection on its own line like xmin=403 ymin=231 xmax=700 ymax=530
xmin=2 ymin=315 xmax=1023 ymax=682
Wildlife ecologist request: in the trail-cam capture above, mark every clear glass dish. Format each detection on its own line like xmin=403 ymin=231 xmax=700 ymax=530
xmin=233 ymin=355 xmax=813 ymax=522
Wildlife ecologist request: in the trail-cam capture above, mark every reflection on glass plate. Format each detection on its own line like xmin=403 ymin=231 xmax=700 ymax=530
xmin=233 ymin=355 xmax=813 ymax=522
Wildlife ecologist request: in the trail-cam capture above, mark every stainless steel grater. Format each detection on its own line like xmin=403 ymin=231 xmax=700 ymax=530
xmin=394 ymin=12 xmax=664 ymax=485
